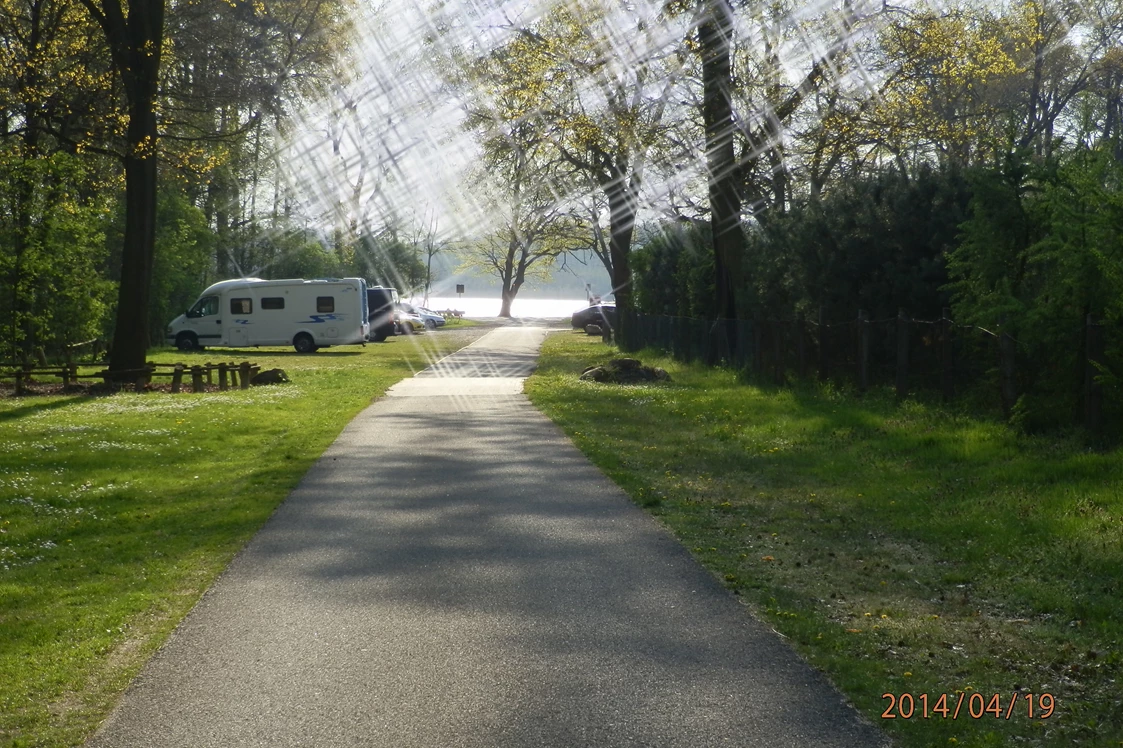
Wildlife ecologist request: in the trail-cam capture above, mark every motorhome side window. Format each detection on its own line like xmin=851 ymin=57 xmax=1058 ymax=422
xmin=230 ymin=298 xmax=252 ymax=314
xmin=188 ymin=296 xmax=219 ymax=317
xmin=317 ymin=297 xmax=335 ymax=313
xmin=261 ymin=297 xmax=284 ymax=310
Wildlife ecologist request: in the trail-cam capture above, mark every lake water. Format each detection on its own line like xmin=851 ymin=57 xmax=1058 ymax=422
xmin=407 ymin=296 xmax=592 ymax=319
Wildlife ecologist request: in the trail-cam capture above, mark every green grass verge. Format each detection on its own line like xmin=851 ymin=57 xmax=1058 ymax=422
xmin=525 ymin=331 xmax=1123 ymax=748
xmin=0 ymin=327 xmax=492 ymax=748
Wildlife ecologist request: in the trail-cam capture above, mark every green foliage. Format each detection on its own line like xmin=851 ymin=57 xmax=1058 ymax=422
xmin=630 ymin=168 xmax=967 ymax=324
xmin=352 ymin=232 xmax=427 ymax=292
xmin=947 ymin=148 xmax=1123 ymax=427
xmin=258 ymin=226 xmax=344 ymax=281
xmin=104 ymin=184 xmax=217 ymax=344
xmin=747 ymin=166 xmax=968 ymax=321
xmin=631 ymin=221 xmax=716 ymax=318
xmin=0 ymin=147 xmax=115 ymax=361
xmin=152 ymin=189 xmax=216 ymax=341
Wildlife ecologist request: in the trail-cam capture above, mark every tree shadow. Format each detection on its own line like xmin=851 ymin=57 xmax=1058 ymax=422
xmin=0 ymin=396 xmax=87 ymax=422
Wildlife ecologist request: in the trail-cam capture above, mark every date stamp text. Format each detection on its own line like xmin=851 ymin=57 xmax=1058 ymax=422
xmin=881 ymin=692 xmax=1055 ymax=720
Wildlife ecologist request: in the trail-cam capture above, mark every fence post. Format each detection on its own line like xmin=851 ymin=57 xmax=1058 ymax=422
xmin=218 ymin=362 xmax=229 ymax=391
xmin=752 ymin=319 xmax=764 ymax=377
xmin=229 ymin=363 xmax=238 ymax=388
xmin=1084 ymin=314 xmax=1104 ymax=436
xmin=171 ymin=364 xmax=184 ymax=393
xmin=998 ymin=321 xmax=1016 ymax=418
xmin=896 ymin=308 xmax=909 ymax=398
xmin=240 ymin=362 xmax=251 ymax=389
xmin=703 ymin=320 xmax=717 ymax=367
xmin=773 ymin=320 xmax=784 ymax=384
xmin=14 ymin=371 xmax=23 ymax=396
xmin=61 ymin=365 xmax=71 ymax=387
xmin=734 ymin=319 xmax=750 ymax=370
xmin=858 ymin=309 xmax=870 ymax=394
xmin=941 ymin=308 xmax=954 ymax=401
xmin=205 ymin=363 xmax=214 ymax=385
xmin=796 ymin=314 xmax=807 ymax=379
xmin=817 ymin=307 xmax=828 ymax=382
xmin=191 ymin=365 xmax=204 ymax=393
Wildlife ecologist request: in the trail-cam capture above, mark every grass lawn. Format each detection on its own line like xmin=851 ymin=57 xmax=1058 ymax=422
xmin=0 ymin=325 xmax=492 ymax=748
xmin=525 ymin=331 xmax=1123 ymax=748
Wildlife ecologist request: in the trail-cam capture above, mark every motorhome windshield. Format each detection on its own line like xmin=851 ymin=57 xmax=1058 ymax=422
xmin=187 ymin=296 xmax=219 ymax=317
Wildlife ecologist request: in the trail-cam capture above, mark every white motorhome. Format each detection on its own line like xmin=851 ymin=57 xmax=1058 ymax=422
xmin=166 ymin=278 xmax=370 ymax=353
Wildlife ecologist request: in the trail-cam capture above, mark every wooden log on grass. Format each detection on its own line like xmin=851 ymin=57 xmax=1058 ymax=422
xmin=239 ymin=362 xmax=251 ymax=389
xmin=191 ymin=366 xmax=204 ymax=393
xmin=218 ymin=362 xmax=228 ymax=391
xmin=171 ymin=364 xmax=184 ymax=393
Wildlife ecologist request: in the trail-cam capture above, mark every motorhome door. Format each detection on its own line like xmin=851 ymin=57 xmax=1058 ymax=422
xmin=184 ymin=294 xmax=222 ymax=345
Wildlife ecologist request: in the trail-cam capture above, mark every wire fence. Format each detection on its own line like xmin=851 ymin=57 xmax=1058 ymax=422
xmin=619 ymin=308 xmax=1111 ymax=436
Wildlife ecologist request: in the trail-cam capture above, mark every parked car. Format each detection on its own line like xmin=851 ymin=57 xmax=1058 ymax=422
xmin=400 ymin=303 xmax=446 ymax=329
xmin=367 ymin=285 xmax=399 ymax=342
xmin=571 ymin=303 xmax=616 ymax=330
xmin=395 ymin=304 xmax=425 ymax=334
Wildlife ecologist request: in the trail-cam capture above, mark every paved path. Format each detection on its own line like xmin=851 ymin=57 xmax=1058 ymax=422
xmin=88 ymin=326 xmax=887 ymax=747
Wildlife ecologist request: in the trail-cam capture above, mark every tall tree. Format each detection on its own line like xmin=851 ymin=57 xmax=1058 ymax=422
xmin=76 ymin=0 xmax=163 ymax=375
xmin=698 ymin=0 xmax=740 ymax=323
xmin=443 ymin=0 xmax=684 ymax=331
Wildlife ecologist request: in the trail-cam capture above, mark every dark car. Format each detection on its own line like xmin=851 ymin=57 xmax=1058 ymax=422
xmin=367 ymin=286 xmax=399 ymax=342
xmin=571 ymin=303 xmax=616 ymax=330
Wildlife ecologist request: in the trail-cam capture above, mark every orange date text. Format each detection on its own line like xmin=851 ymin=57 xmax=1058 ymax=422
xmin=881 ymin=692 xmax=1055 ymax=720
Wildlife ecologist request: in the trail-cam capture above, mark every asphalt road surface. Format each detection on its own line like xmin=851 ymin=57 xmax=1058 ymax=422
xmin=87 ymin=325 xmax=888 ymax=748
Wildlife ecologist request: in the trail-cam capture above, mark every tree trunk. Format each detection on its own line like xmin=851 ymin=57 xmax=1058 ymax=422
xmin=79 ymin=0 xmax=166 ymax=375
xmin=605 ymin=177 xmax=638 ymax=346
xmin=699 ymin=0 xmax=742 ymax=326
xmin=109 ymin=104 xmax=159 ymax=373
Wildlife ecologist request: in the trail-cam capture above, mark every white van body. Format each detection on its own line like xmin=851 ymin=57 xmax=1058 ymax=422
xmin=166 ymin=277 xmax=370 ymax=353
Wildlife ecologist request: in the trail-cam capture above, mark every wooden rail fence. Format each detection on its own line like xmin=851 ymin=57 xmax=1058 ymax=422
xmin=0 ymin=361 xmax=260 ymax=395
